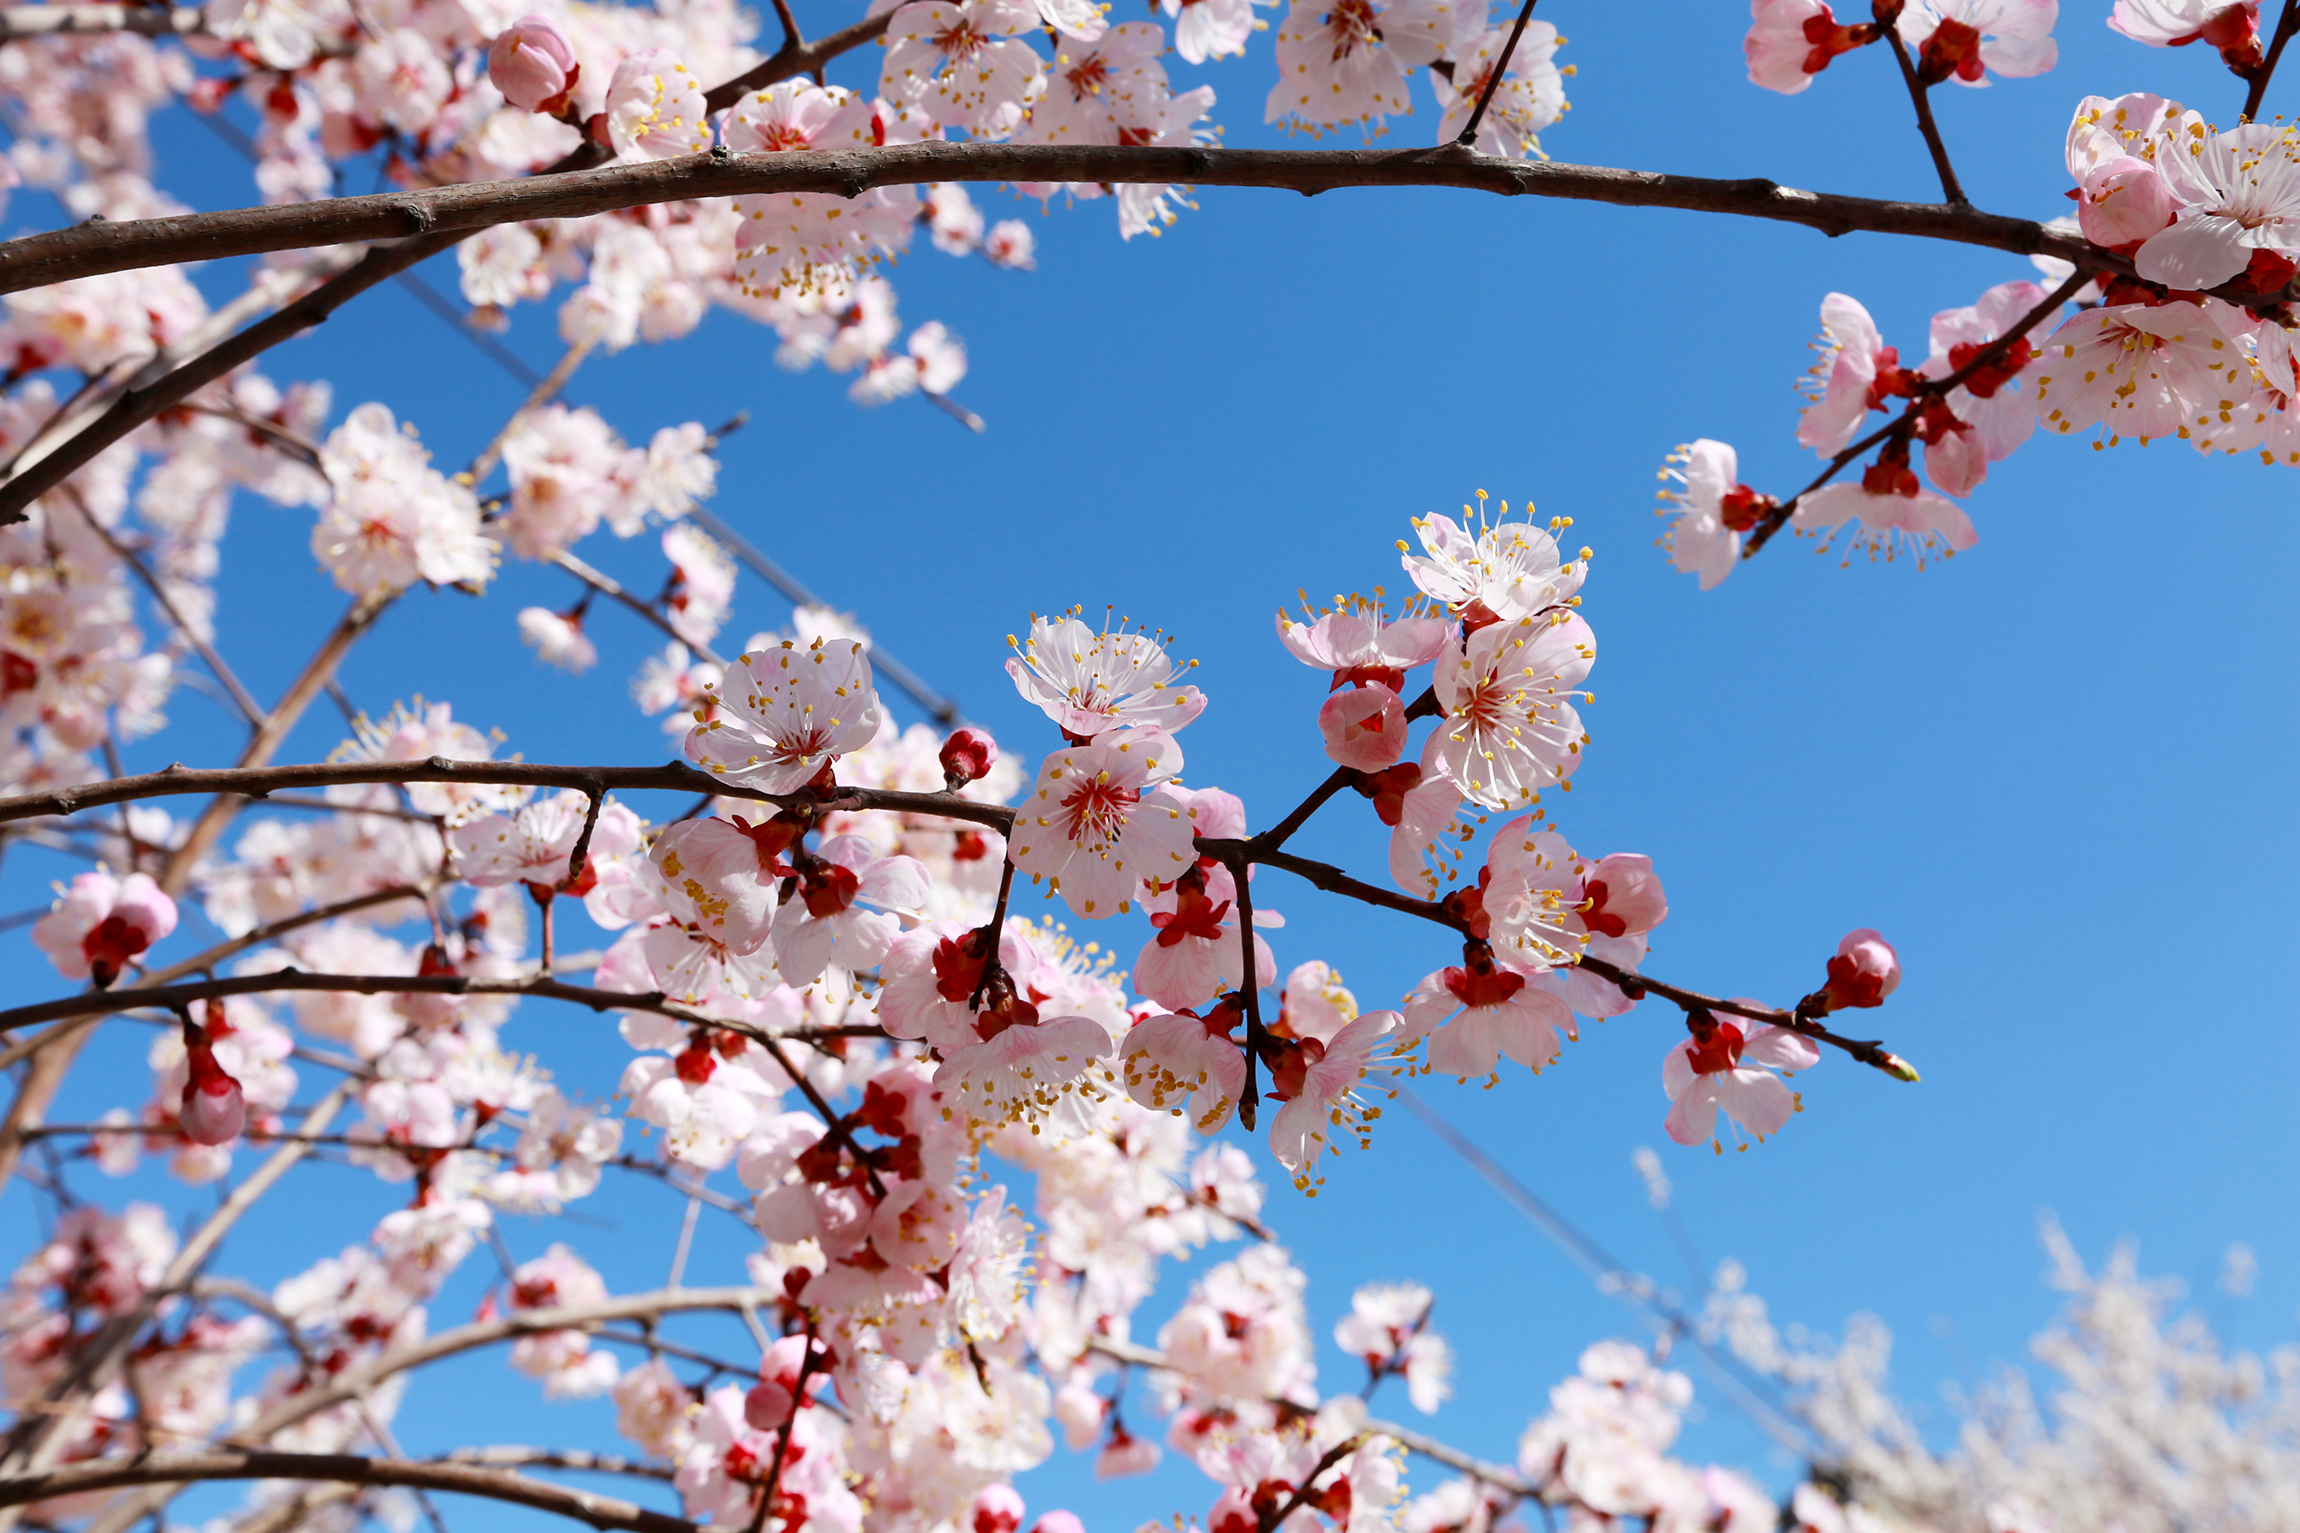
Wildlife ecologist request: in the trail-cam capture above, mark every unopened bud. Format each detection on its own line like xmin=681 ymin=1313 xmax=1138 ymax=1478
xmin=180 ymin=1025 xmax=246 ymax=1146
xmin=939 ymin=727 xmax=997 ymax=789
xmin=1818 ymin=927 xmax=1900 ymax=1012
xmin=487 ymin=16 xmax=579 ymax=114
xmin=1881 ymin=1052 xmax=1920 ymax=1083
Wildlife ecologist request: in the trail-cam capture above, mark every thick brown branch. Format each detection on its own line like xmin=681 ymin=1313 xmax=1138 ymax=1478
xmin=0 ymin=1451 xmax=697 ymax=1533
xmin=0 ymin=144 xmax=2197 ymax=305
xmin=0 ymin=758 xmax=1018 ymax=833
xmin=0 ymin=968 xmax=891 ymax=1044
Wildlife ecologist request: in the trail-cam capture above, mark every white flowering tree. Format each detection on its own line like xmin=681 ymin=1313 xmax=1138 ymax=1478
xmin=0 ymin=0 xmax=2294 ymax=1530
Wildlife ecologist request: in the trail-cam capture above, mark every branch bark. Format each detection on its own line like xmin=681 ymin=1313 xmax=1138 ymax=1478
xmin=0 ymin=143 xmax=2136 ymax=301
xmin=0 ymin=5 xmax=202 ymax=36
xmin=0 ymin=1451 xmax=697 ymax=1533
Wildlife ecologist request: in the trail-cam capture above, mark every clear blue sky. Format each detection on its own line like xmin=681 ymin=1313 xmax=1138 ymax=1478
xmin=4 ymin=1 xmax=2294 ymax=1526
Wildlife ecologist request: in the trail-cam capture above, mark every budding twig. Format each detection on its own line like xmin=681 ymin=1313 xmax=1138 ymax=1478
xmin=1453 ymin=0 xmax=1539 ymax=148
xmin=1882 ymin=23 xmax=1967 ymax=205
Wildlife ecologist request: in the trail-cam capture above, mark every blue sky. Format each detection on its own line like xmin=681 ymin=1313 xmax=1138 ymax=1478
xmin=3 ymin=0 xmax=2295 ymax=1527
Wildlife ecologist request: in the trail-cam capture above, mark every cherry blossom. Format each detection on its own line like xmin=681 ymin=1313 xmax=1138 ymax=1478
xmin=1797 ymin=293 xmax=1912 ymax=457
xmin=724 ymin=82 xmax=922 ymax=296
xmin=1789 ymin=445 xmax=1978 ymax=564
xmin=177 ymin=1019 xmax=248 ymax=1146
xmin=1426 ymin=611 xmax=1594 ymax=811
xmin=2032 ymin=300 xmax=2251 ymax=444
xmin=1161 ymin=0 xmax=1266 ymax=63
xmin=1662 ymin=1010 xmax=1819 ymax=1147
xmin=1894 ymin=0 xmax=2058 ymax=86
xmin=685 ymin=637 xmax=885 ymax=793
xmin=1008 ymin=727 xmax=1197 ymax=917
xmin=2135 ymin=119 xmax=2300 ymax=289
xmin=32 ymin=868 xmax=177 ymax=987
xmin=1317 ymin=682 xmax=1408 ymax=771
xmin=488 ymin=17 xmax=579 ymax=114
xmin=1402 ymin=944 xmax=1572 ymax=1078
xmin=1266 ymin=1008 xmax=1401 ymax=1189
xmin=1007 ymin=612 xmax=1206 ymax=740
xmin=517 ymin=606 xmax=597 ymax=673
xmin=1917 ymin=280 xmax=2051 ymax=476
xmin=1264 ymin=0 xmax=1412 ymax=133
xmin=604 ymin=49 xmax=711 ymax=160
xmin=1122 ymin=1000 xmax=1248 ymax=1130
xmin=1435 ymin=22 xmax=1570 ymax=158
xmin=770 ymin=835 xmax=931 ymax=987
xmin=1745 ymin=0 xmax=1880 ymax=94
xmin=1656 ymin=439 xmax=1774 ymax=590
xmin=2110 ymin=0 xmax=2267 ymax=75
xmin=314 ymin=404 xmax=497 ymax=598
xmin=1817 ymin=927 xmax=1901 ymax=1010
xmin=1400 ymin=495 xmax=1587 ymax=625
xmin=1276 ymin=594 xmax=1449 ymax=687
xmin=881 ymin=0 xmax=1048 ymax=134
xmin=450 ymin=790 xmax=640 ymax=893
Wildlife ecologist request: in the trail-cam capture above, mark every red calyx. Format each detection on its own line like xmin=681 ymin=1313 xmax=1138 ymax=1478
xmin=1718 ymin=484 xmax=1778 ymax=533
xmin=1945 ymin=336 xmax=2036 ymax=398
xmin=1581 ymin=878 xmax=1626 ymax=938
xmin=1822 ymin=953 xmax=1892 ymax=1010
xmin=0 ymin=653 xmax=34 ymax=698
xmin=1860 ymin=440 xmax=1922 ymax=498
xmin=932 ymin=929 xmax=993 ymax=1003
xmin=938 ymin=727 xmax=998 ymax=789
xmin=1440 ymin=866 xmax=1492 ymax=941
xmin=418 ymin=942 xmax=458 ymax=979
xmin=1150 ymin=867 xmax=1231 ymax=948
xmin=857 ymin=1080 xmax=910 ymax=1139
xmin=1800 ymin=5 xmax=1881 ymax=73
xmin=952 ymin=830 xmax=988 ymax=861
xmin=81 ymin=915 xmax=151 ymax=989
xmin=2198 ymin=3 xmax=2265 ymax=72
xmin=1356 ymin=762 xmax=1425 ymax=827
xmin=1332 ymin=664 xmax=1408 ymax=693
xmin=674 ymin=1039 xmax=719 ymax=1085
xmin=1260 ymin=1035 xmax=1325 ymax=1102
xmin=2233 ymin=247 xmax=2300 ymax=297
xmin=1915 ymin=16 xmax=1984 ymax=82
xmin=1442 ymin=942 xmax=1523 ymax=1010
xmin=1911 ymin=395 xmax=1969 ymax=447
xmin=800 ymin=860 xmax=861 ymax=919
xmin=1864 ymin=348 xmax=1920 ymax=410
xmin=1457 ymin=600 xmax=1504 ymax=636
xmin=1683 ymin=1009 xmax=1746 ymax=1076
xmin=733 ymin=812 xmax=805 ymax=873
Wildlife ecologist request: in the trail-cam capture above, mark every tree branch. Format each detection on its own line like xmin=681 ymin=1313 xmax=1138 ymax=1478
xmin=1882 ymin=23 xmax=1966 ymax=204
xmin=1741 ymin=267 xmax=2090 ymax=558
xmin=0 ymin=1451 xmax=698 ymax=1533
xmin=0 ymin=968 xmax=891 ymax=1045
xmin=0 ymin=758 xmax=1018 ymax=834
xmin=2243 ymin=0 xmax=2300 ymax=119
xmin=0 ymin=144 xmax=2157 ymax=303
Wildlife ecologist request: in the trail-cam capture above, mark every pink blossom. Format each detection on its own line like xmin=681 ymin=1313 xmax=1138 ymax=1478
xmin=605 ymin=49 xmax=711 ymax=161
xmin=2135 ymin=120 xmax=2300 ymax=289
xmin=1264 ymin=0 xmax=1412 ymax=132
xmin=1576 ymin=854 xmax=1666 ymax=939
xmin=1007 ymin=611 xmax=1206 ymax=740
xmin=685 ymin=638 xmax=885 ymax=794
xmin=1134 ymin=862 xmax=1274 ymax=1011
xmin=650 ymin=814 xmax=793 ymax=956
xmin=1662 ymin=1013 xmax=1818 ymax=1147
xmin=1436 ymin=22 xmax=1569 ymax=158
xmin=1918 ymin=281 xmax=2053 ymax=471
xmin=488 ymin=17 xmax=578 ymax=114
xmin=881 ymin=0 xmax=1047 ymax=134
xmin=1317 ymin=682 xmax=1407 ymax=771
xmin=769 ymin=834 xmax=931 ymax=988
xmin=517 ymin=607 xmax=596 ymax=673
xmin=2110 ymin=0 xmax=2266 ymax=75
xmin=724 ymin=83 xmax=922 ymax=297
xmin=1160 ymin=0 xmax=1263 ymax=62
xmin=1746 ymin=0 xmax=1877 ymax=94
xmin=1789 ymin=447 xmax=1978 ymax=564
xmin=1895 ymin=0 xmax=2058 ymax=87
xmin=938 ymin=1010 xmax=1115 ymax=1129
xmin=985 ymin=219 xmax=1038 ymax=267
xmin=1400 ymin=497 xmax=1586 ymax=625
xmin=1797 ymin=293 xmax=1912 ymax=456
xmin=1818 ymin=927 xmax=1901 ymax=1011
xmin=178 ymin=1026 xmax=247 ymax=1146
xmin=1427 ymin=611 xmax=1594 ymax=811
xmin=33 ymin=869 xmax=177 ymax=987
xmin=449 ymin=790 xmax=637 ymax=892
xmin=1403 ymin=946 xmax=1572 ymax=1078
xmin=1008 ymin=726 xmax=1196 ymax=918
xmin=1657 ymin=439 xmax=1774 ymax=590
xmin=1097 ymin=1424 xmax=1163 ymax=1477
xmin=1267 ymin=1008 xmax=1400 ymax=1185
xmin=2033 ymin=300 xmax=2251 ymax=443
xmin=1276 ymin=594 xmax=1449 ymax=685
xmin=1122 ymin=1001 xmax=1247 ymax=1131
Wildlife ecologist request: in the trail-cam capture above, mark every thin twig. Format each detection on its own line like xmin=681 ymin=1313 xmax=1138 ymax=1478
xmin=2244 ymin=0 xmax=2300 ymax=120
xmin=1883 ymin=23 xmax=1966 ymax=204
xmin=1453 ymin=0 xmax=1538 ymax=147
